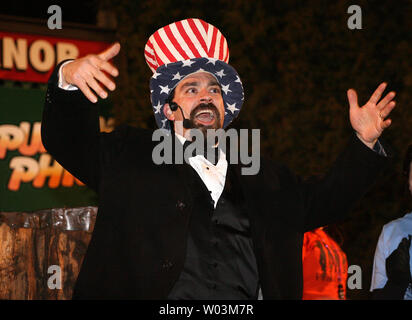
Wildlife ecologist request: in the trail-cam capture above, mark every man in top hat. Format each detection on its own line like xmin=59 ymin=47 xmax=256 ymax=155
xmin=42 ymin=18 xmax=396 ymax=299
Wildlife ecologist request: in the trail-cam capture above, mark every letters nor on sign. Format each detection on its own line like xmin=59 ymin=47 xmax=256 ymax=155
xmin=0 ymin=37 xmax=79 ymax=72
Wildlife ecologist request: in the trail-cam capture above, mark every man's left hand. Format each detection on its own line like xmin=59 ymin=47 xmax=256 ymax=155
xmin=347 ymin=82 xmax=396 ymax=149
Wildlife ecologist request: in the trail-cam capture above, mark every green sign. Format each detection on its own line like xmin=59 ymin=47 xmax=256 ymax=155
xmin=0 ymin=83 xmax=112 ymax=212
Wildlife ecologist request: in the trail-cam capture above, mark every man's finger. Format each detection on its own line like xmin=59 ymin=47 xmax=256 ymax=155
xmin=77 ymin=80 xmax=98 ymax=103
xmin=368 ymin=82 xmax=387 ymax=105
xmin=85 ymin=74 xmax=107 ymax=99
xmin=93 ymin=69 xmax=116 ymax=91
xmin=347 ymin=89 xmax=359 ymax=109
xmin=379 ymin=101 xmax=396 ymax=119
xmin=377 ymin=91 xmax=396 ymax=110
xmin=98 ymin=42 xmax=121 ymax=61
xmin=381 ymin=118 xmax=392 ymax=129
xmin=98 ymin=60 xmax=119 ymax=77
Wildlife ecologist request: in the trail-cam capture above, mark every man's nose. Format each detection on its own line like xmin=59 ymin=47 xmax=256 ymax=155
xmin=199 ymin=90 xmax=212 ymax=104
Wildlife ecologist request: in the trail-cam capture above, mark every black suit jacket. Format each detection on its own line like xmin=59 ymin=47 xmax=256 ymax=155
xmin=41 ymin=63 xmax=390 ymax=299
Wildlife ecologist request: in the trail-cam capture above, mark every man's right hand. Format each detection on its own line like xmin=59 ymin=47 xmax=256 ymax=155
xmin=61 ymin=42 xmax=121 ymax=103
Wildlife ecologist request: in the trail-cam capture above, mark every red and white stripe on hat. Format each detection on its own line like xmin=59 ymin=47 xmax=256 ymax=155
xmin=144 ymin=18 xmax=230 ymax=73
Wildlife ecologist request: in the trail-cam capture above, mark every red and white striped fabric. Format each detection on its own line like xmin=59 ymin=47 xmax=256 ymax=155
xmin=144 ymin=18 xmax=230 ymax=73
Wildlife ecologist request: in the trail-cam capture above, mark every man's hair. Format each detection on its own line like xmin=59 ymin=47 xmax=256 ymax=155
xmin=403 ymin=144 xmax=412 ymax=177
xmin=165 ymin=89 xmax=176 ymax=133
xmin=168 ymin=89 xmax=175 ymax=103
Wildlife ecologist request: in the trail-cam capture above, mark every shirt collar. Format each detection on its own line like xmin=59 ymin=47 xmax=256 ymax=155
xmin=175 ymin=132 xmax=227 ymax=166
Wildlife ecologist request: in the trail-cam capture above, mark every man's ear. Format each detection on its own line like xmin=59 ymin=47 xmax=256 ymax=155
xmin=163 ymin=103 xmax=175 ymax=120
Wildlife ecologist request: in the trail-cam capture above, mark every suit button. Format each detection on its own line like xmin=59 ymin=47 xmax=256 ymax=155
xmin=162 ymin=259 xmax=173 ymax=270
xmin=176 ymin=200 xmax=186 ymax=210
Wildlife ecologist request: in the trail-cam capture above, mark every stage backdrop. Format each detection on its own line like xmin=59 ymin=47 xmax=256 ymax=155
xmin=0 ymin=17 xmax=115 ymax=212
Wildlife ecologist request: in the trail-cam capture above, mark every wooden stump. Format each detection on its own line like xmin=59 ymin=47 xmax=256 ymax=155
xmin=0 ymin=207 xmax=97 ymax=300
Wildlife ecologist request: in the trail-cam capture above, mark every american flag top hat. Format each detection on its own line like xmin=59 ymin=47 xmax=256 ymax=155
xmin=144 ymin=18 xmax=244 ymax=130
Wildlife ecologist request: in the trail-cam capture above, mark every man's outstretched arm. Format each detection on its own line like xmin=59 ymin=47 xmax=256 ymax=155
xmin=41 ymin=43 xmax=120 ymax=191
xmin=300 ymin=83 xmax=396 ymax=230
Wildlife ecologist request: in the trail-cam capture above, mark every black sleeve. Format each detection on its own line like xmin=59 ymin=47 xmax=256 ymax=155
xmin=371 ymin=281 xmax=409 ymax=300
xmin=41 ymin=61 xmax=130 ymax=192
xmin=300 ymin=133 xmax=392 ymax=231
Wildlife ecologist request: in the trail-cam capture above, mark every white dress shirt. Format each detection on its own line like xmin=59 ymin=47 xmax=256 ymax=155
xmin=58 ymin=60 xmax=78 ymax=90
xmin=175 ymin=134 xmax=228 ymax=208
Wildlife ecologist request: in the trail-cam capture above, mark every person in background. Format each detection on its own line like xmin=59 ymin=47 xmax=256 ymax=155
xmin=302 ymin=226 xmax=348 ymax=299
xmin=370 ymin=145 xmax=412 ymax=299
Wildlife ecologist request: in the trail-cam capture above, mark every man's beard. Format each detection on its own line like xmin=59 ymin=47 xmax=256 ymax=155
xmin=189 ymin=103 xmax=222 ymax=136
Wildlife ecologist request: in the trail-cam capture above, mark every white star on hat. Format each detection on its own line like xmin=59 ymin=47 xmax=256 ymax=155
xmin=152 ymin=71 xmax=161 ymax=79
xmin=172 ymin=72 xmax=183 ymax=80
xmin=235 ymin=75 xmax=242 ymax=83
xmin=182 ymin=60 xmax=195 ymax=67
xmin=159 ymin=85 xmax=170 ymax=95
xmin=227 ymin=102 xmax=239 ymax=114
xmin=215 ymin=69 xmax=226 ymax=78
xmin=221 ymin=83 xmax=232 ymax=95
xmin=153 ymin=101 xmax=162 ymax=114
xmin=206 ymin=58 xmax=218 ymax=65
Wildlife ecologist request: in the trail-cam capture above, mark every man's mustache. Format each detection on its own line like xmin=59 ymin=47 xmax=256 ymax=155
xmin=189 ymin=103 xmax=220 ymax=124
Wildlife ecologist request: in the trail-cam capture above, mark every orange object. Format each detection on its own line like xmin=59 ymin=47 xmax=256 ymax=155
xmin=302 ymin=227 xmax=348 ymax=300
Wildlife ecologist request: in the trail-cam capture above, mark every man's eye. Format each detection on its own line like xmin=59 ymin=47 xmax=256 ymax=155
xmin=186 ymin=88 xmax=197 ymax=94
xmin=210 ymin=87 xmax=221 ymax=94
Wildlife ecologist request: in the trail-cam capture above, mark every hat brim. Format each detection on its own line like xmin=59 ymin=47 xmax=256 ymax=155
xmin=150 ymin=57 xmax=244 ymax=130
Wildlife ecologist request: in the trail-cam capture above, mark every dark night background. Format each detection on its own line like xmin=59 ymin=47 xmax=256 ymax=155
xmin=3 ymin=0 xmax=411 ymax=299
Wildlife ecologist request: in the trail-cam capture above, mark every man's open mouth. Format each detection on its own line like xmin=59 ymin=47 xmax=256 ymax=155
xmin=194 ymin=109 xmax=216 ymax=125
